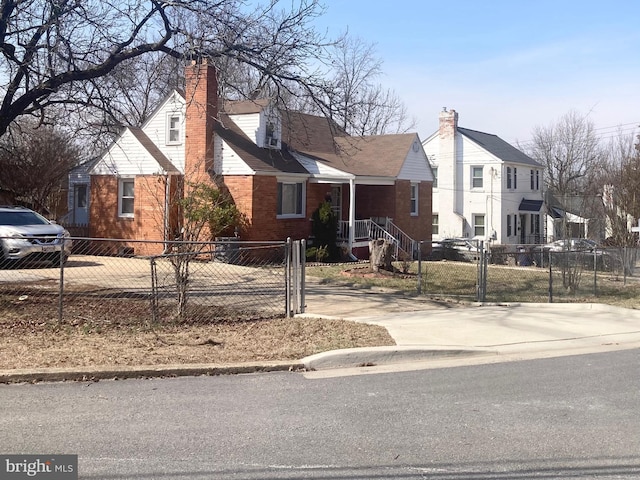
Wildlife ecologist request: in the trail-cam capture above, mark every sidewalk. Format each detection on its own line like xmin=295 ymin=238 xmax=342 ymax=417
xmin=300 ymin=284 xmax=640 ymax=369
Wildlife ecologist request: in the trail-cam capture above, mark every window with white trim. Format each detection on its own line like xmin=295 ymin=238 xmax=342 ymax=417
xmin=432 ymin=214 xmax=439 ymax=236
xmin=277 ymin=181 xmax=305 ymax=218
xmin=410 ymin=183 xmax=419 ymax=216
xmin=507 ymin=214 xmax=512 ymax=237
xmin=473 ymin=214 xmax=485 ymax=237
xmin=166 ymin=113 xmax=182 ymax=145
xmin=471 ymin=166 xmax=483 ymax=188
xmin=507 ymin=167 xmax=512 ymax=189
xmin=513 ymin=167 xmax=517 ymax=189
xmin=118 ymin=178 xmax=135 ymax=218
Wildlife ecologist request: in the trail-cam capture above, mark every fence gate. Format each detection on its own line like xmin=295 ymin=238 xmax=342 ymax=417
xmin=286 ymin=238 xmax=306 ymax=316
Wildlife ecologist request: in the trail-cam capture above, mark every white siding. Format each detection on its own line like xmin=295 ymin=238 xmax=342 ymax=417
xmin=397 ymin=136 xmax=434 ymax=182
xmin=92 ymin=129 xmax=166 ymax=175
xmin=217 ymin=139 xmax=255 ymax=175
xmin=229 ymin=112 xmax=262 ymax=146
xmin=141 ymin=91 xmax=186 ymax=173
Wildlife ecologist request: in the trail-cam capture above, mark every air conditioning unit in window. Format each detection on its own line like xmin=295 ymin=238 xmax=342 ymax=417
xmin=266 ymin=136 xmax=278 ymax=148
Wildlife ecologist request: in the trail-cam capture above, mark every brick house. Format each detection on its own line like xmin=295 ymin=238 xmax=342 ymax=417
xmin=88 ymin=61 xmax=434 ymax=258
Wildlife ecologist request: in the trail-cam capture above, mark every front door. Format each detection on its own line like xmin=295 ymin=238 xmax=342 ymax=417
xmin=73 ymin=184 xmax=88 ymax=225
xmin=519 ymin=214 xmax=527 ymax=244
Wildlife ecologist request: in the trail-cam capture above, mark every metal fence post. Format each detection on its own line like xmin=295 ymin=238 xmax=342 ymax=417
xmin=58 ymin=248 xmax=65 ymax=323
xmin=593 ymin=248 xmax=597 ymax=297
xmin=300 ymin=239 xmax=306 ymax=314
xmin=417 ymin=241 xmax=423 ymax=294
xmin=548 ymin=251 xmax=553 ymax=303
xmin=285 ymin=237 xmax=291 ymax=318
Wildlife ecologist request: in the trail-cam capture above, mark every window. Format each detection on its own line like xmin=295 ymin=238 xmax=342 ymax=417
xmin=432 ymin=167 xmax=438 ymax=188
xmin=277 ymin=181 xmax=304 ymax=217
xmin=536 ymin=170 xmax=540 ymax=190
xmin=265 ymin=122 xmax=278 ymax=147
xmin=118 ymin=178 xmax=135 ymax=217
xmin=531 ymin=214 xmax=540 ymax=235
xmin=507 ymin=214 xmax=512 ymax=237
xmin=513 ymin=167 xmax=517 ymax=189
xmin=530 ymin=169 xmax=535 ymax=190
xmin=506 ymin=167 xmax=512 ymax=189
xmin=471 ymin=167 xmax=483 ymax=188
xmin=76 ymin=185 xmax=87 ymax=208
xmin=167 ymin=114 xmax=181 ymax=145
xmin=410 ymin=183 xmax=419 ymax=216
xmin=432 ymin=214 xmax=439 ymax=236
xmin=473 ymin=214 xmax=485 ymax=237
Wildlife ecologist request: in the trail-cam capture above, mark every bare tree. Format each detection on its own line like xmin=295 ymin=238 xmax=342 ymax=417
xmin=601 ymin=130 xmax=640 ymax=246
xmin=325 ymin=36 xmax=416 ymax=135
xmin=0 ymin=121 xmax=81 ymax=214
xmin=529 ymin=110 xmax=604 ymax=197
xmin=0 ymin=0 xmax=337 ymax=140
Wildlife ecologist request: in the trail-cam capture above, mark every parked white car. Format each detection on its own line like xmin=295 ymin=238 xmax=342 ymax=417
xmin=0 ymin=206 xmax=72 ymax=267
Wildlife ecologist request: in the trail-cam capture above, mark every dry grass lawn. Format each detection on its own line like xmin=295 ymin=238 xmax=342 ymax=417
xmin=0 ymin=293 xmax=394 ymax=370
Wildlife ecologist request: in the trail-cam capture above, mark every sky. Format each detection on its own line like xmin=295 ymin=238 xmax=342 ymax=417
xmin=315 ymin=0 xmax=640 ymax=148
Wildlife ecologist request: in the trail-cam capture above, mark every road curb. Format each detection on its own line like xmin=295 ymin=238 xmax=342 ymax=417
xmin=0 ymin=361 xmax=304 ymax=384
xmin=302 ymin=346 xmax=492 ymax=370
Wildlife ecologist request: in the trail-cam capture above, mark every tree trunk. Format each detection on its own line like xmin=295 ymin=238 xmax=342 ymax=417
xmin=369 ymin=239 xmax=393 ymax=272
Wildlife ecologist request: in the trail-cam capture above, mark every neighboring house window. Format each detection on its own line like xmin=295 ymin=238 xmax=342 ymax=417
xmin=536 ymin=170 xmax=540 ymax=190
xmin=530 ymin=169 xmax=535 ymax=190
xmin=531 ymin=214 xmax=540 ymax=235
xmin=76 ymin=184 xmax=87 ymax=208
xmin=507 ymin=214 xmax=512 ymax=237
xmin=432 ymin=167 xmax=438 ymax=188
xmin=410 ymin=183 xmax=419 ymax=216
xmin=166 ymin=114 xmax=181 ymax=145
xmin=277 ymin=181 xmax=305 ymax=218
xmin=513 ymin=167 xmax=517 ymax=189
xmin=473 ymin=214 xmax=485 ymax=237
xmin=432 ymin=214 xmax=439 ymax=236
xmin=471 ymin=167 xmax=483 ymax=188
xmin=506 ymin=167 xmax=512 ymax=189
xmin=265 ymin=122 xmax=278 ymax=147
xmin=118 ymin=178 xmax=135 ymax=218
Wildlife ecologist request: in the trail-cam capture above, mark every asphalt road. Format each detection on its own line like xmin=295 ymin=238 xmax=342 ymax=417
xmin=2 ymin=350 xmax=639 ymax=479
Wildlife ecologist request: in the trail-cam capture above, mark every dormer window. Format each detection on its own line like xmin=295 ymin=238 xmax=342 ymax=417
xmin=166 ymin=113 xmax=182 ymax=145
xmin=265 ymin=121 xmax=278 ymax=148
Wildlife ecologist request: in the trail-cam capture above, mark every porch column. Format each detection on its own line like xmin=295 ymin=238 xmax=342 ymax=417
xmin=348 ymin=178 xmax=355 ymax=254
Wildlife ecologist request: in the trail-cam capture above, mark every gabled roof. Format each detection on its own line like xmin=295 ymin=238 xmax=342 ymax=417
xmin=215 ymin=114 xmax=307 ymax=175
xmin=281 ymin=111 xmax=415 ymax=178
xmin=458 ymin=127 xmax=540 ymax=167
xmin=222 ymin=98 xmax=270 ymax=115
xmin=129 ymin=127 xmax=180 ymax=174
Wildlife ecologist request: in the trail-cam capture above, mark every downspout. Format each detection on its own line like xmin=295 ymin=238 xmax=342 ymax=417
xmin=163 ymin=173 xmax=172 ymax=254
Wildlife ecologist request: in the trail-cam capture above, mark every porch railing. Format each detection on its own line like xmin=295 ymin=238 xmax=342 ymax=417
xmin=338 ymin=218 xmax=417 ymax=259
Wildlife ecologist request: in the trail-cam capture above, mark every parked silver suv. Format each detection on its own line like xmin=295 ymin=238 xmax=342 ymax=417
xmin=0 ymin=206 xmax=72 ymax=267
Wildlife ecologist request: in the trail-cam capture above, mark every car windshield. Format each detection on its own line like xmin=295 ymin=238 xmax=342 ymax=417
xmin=0 ymin=211 xmax=50 ymax=226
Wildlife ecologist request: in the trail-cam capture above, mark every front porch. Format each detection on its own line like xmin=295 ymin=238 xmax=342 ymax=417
xmin=337 ymin=217 xmax=417 ymax=260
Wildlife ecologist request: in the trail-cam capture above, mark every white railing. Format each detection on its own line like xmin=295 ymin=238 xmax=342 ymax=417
xmin=338 ymin=218 xmax=416 ymax=259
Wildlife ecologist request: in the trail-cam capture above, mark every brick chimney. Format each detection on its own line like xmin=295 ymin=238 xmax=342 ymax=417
xmin=438 ymin=107 xmax=461 ymax=221
xmin=184 ymin=60 xmax=218 ymax=183
xmin=438 ymin=107 xmax=458 ymax=139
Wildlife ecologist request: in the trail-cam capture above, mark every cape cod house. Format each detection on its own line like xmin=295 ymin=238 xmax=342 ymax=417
xmin=85 ymin=61 xmax=434 ymax=258
xmin=422 ymin=108 xmax=544 ymax=248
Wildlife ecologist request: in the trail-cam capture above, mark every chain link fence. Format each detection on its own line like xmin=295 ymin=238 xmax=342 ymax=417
xmin=419 ymin=241 xmax=640 ymax=303
xmin=0 ymin=237 xmax=302 ymax=325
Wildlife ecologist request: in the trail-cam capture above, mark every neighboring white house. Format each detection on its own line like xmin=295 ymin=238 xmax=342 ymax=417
xmin=422 ymin=108 xmax=544 ymax=247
